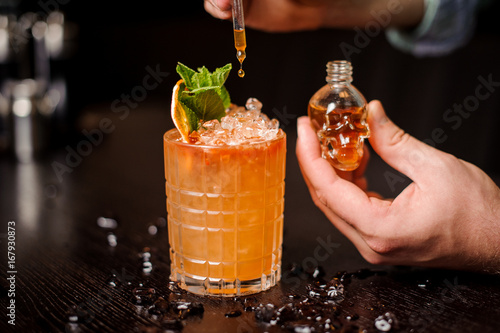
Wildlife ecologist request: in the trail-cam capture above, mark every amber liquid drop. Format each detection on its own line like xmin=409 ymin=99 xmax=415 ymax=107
xmin=308 ymin=104 xmax=370 ymax=171
xmin=234 ymin=29 xmax=246 ymax=78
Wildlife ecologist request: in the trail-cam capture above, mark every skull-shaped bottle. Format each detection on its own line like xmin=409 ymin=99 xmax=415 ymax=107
xmin=308 ymin=61 xmax=370 ymax=171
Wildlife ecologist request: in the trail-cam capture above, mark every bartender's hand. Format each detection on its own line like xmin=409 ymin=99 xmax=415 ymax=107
xmin=204 ymin=0 xmax=424 ymax=32
xmin=296 ymin=100 xmax=500 ymax=273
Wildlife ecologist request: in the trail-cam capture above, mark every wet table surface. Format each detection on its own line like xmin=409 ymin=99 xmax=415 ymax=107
xmin=1 ymin=103 xmax=500 ymax=333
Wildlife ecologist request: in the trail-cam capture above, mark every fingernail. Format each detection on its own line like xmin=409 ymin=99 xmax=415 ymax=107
xmin=296 ymin=116 xmax=308 ymax=136
xmin=297 ymin=116 xmax=307 ymax=138
xmin=369 ymin=102 xmax=389 ymax=125
xmin=212 ymin=0 xmax=231 ymax=11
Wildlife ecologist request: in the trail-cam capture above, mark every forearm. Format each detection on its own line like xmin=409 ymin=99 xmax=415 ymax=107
xmin=386 ymin=0 xmax=483 ymax=56
xmin=320 ymin=0 xmax=424 ymax=29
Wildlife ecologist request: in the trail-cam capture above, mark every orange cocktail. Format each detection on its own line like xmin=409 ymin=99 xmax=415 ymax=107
xmin=164 ymin=123 xmax=286 ymax=296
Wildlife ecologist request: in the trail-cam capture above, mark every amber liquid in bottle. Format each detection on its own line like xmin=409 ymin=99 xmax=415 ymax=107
xmin=308 ymin=61 xmax=369 ymax=171
xmin=308 ymin=104 xmax=369 ymax=171
xmin=234 ymin=29 xmax=246 ymax=77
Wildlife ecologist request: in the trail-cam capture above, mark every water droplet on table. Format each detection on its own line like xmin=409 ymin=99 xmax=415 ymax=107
xmin=106 ymin=274 xmax=121 ymax=288
xmin=97 ymin=216 xmax=118 ymax=229
xmin=131 ymin=287 xmax=157 ymax=305
xmin=147 ymin=224 xmax=158 ymax=235
xmin=225 ymin=310 xmax=242 ymax=318
xmin=107 ymin=232 xmax=117 ymax=247
xmin=374 ymin=312 xmax=397 ymax=332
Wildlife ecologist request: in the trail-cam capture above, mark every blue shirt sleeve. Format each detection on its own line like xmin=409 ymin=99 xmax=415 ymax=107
xmin=385 ymin=0 xmax=482 ymax=57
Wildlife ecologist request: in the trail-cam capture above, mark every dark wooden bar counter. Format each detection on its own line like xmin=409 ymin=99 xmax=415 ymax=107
xmin=1 ymin=103 xmax=500 ymax=333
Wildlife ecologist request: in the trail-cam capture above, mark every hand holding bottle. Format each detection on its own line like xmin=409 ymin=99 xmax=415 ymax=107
xmin=296 ymin=100 xmax=500 ymax=273
xmin=204 ymin=0 xmax=424 ymax=32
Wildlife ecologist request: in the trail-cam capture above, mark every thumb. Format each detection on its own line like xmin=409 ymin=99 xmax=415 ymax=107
xmin=367 ymin=100 xmax=441 ymax=183
xmin=204 ymin=0 xmax=232 ymax=19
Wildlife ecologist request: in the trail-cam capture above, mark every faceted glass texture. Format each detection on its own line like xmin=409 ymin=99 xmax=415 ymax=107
xmin=164 ymin=128 xmax=286 ymax=296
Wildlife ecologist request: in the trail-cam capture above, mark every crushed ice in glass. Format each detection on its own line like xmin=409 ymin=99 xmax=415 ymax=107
xmin=191 ymin=98 xmax=280 ymax=145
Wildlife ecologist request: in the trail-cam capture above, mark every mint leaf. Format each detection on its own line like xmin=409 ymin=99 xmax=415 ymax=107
xmin=176 ymin=62 xmax=197 ymax=90
xmin=180 ymin=89 xmax=225 ymax=122
xmin=176 ymin=81 xmax=200 ymax=132
xmin=178 ymin=100 xmax=200 ymax=131
xmin=211 ymin=63 xmax=232 ymax=87
xmin=184 ymin=86 xmax=221 ymax=95
xmin=192 ymin=66 xmax=213 ymax=89
xmin=220 ymin=86 xmax=231 ymax=109
xmin=175 ymin=62 xmax=232 ymax=127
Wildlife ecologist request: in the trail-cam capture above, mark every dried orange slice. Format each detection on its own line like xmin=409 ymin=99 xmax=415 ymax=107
xmin=171 ymin=79 xmax=192 ymax=142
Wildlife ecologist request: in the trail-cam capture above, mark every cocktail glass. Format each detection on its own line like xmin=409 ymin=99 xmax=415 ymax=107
xmin=163 ymin=128 xmax=286 ymax=296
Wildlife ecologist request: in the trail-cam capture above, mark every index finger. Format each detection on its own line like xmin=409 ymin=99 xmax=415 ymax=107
xmin=204 ymin=0 xmax=233 ymax=19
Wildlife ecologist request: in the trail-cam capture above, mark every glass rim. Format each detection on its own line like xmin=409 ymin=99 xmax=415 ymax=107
xmin=163 ymin=128 xmax=286 ymax=149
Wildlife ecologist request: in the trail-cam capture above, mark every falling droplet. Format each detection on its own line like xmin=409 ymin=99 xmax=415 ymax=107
xmin=238 ymin=68 xmax=245 ymax=78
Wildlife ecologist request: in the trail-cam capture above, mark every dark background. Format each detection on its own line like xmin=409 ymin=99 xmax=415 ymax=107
xmin=5 ymin=0 xmax=500 ymax=184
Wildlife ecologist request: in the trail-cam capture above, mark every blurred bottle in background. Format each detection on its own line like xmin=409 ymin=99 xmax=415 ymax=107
xmin=0 ymin=0 xmax=77 ymax=162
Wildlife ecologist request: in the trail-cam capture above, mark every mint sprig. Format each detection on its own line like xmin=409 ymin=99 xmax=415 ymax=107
xmin=176 ymin=62 xmax=232 ymax=131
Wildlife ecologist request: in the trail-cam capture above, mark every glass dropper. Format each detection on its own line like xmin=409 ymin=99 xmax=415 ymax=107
xmin=232 ymin=0 xmax=246 ymax=78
